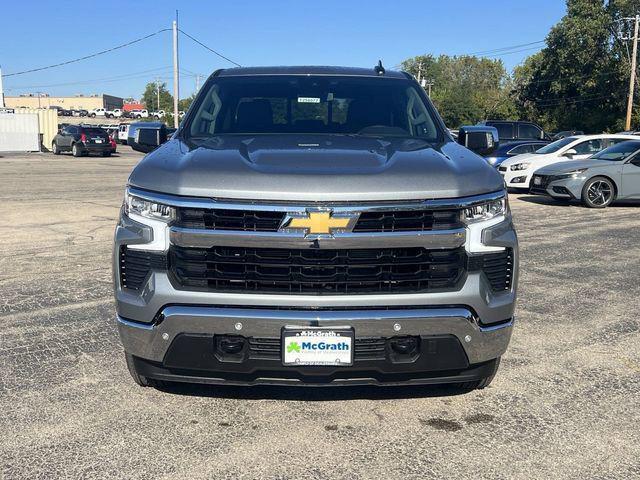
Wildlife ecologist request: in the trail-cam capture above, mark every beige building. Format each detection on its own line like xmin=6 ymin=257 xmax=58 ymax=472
xmin=4 ymin=94 xmax=124 ymax=111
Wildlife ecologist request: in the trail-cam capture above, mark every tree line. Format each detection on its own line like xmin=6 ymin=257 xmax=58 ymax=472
xmin=401 ymin=0 xmax=640 ymax=133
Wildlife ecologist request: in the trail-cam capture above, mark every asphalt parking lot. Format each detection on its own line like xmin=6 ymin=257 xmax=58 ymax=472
xmin=1 ymin=148 xmax=639 ymax=480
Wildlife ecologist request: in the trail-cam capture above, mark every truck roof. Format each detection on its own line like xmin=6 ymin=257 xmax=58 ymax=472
xmin=216 ymin=65 xmax=409 ymax=79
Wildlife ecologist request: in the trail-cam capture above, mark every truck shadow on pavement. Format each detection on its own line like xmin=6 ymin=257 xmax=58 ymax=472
xmin=153 ymin=382 xmax=474 ymax=401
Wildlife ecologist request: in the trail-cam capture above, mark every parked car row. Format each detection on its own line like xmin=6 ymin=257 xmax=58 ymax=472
xmin=52 ymin=107 xmax=89 ymax=117
xmin=483 ymin=133 xmax=640 ymax=208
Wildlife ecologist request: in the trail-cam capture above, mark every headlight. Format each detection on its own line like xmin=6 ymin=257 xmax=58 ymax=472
xmin=463 ymin=196 xmax=508 ymax=224
xmin=555 ymin=168 xmax=588 ymax=179
xmin=124 ymin=189 xmax=175 ymax=222
xmin=510 ymin=163 xmax=530 ymax=171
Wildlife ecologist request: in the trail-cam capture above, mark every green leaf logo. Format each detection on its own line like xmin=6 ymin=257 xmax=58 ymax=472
xmin=287 ymin=341 xmax=301 ymax=353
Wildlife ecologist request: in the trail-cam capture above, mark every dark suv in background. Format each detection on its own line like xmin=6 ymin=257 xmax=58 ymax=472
xmin=52 ymin=125 xmax=114 ymax=157
xmin=478 ymin=120 xmax=548 ymax=141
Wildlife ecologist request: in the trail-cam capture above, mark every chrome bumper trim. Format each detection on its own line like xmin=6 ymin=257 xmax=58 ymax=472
xmin=170 ymin=227 xmax=467 ymax=249
xmin=128 ymin=186 xmax=505 ymax=211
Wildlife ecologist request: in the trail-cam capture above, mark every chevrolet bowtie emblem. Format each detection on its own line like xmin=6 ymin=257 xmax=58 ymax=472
xmin=280 ymin=210 xmax=359 ymax=236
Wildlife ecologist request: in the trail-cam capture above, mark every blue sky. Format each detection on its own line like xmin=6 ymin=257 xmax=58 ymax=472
xmin=0 ymin=0 xmax=566 ymax=99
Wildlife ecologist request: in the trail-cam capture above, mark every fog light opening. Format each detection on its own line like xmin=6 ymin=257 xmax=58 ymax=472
xmin=389 ymin=336 xmax=419 ymax=355
xmin=219 ymin=336 xmax=246 ymax=354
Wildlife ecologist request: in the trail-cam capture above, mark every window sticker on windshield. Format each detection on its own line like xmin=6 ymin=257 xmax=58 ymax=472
xmin=297 ymin=97 xmax=321 ymax=103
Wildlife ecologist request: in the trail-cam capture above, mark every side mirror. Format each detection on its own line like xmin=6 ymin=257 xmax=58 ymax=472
xmin=457 ymin=126 xmax=499 ymax=156
xmin=563 ymin=148 xmax=577 ymax=158
xmin=128 ymin=123 xmax=168 ymax=153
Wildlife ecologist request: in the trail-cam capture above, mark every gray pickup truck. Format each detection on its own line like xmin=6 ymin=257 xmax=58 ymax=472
xmin=114 ymin=65 xmax=518 ymax=389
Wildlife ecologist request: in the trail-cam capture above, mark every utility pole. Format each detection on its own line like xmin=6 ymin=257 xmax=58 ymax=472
xmin=156 ymin=77 xmax=160 ymax=111
xmin=625 ymin=15 xmax=639 ymax=131
xmin=424 ymin=79 xmax=434 ymax=97
xmin=172 ymin=12 xmax=180 ymax=128
xmin=195 ymin=74 xmax=200 ymax=93
xmin=417 ymin=62 xmax=423 ymax=82
xmin=0 ymin=66 xmax=5 ymax=108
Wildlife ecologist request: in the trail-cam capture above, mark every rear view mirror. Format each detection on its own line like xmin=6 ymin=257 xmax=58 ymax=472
xmin=457 ymin=126 xmax=499 ymax=156
xmin=563 ymin=148 xmax=577 ymax=158
xmin=128 ymin=122 xmax=168 ymax=153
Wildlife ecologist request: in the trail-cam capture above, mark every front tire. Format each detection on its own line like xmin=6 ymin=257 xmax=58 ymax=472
xmin=457 ymin=357 xmax=501 ymax=391
xmin=582 ymin=176 xmax=615 ymax=208
xmin=125 ymin=352 xmax=164 ymax=388
xmin=125 ymin=352 xmax=152 ymax=387
xmin=52 ymin=142 xmax=60 ymax=155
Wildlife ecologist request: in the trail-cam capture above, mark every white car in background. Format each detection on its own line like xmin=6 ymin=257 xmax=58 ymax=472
xmin=130 ymin=109 xmax=149 ymax=119
xmin=117 ymin=124 xmax=130 ymax=144
xmin=106 ymin=108 xmax=123 ymax=118
xmin=89 ymin=108 xmax=107 ymax=118
xmin=499 ymin=134 xmax=640 ymax=190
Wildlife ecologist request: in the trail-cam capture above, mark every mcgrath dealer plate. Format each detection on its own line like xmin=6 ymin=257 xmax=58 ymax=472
xmin=282 ymin=327 xmax=354 ymax=366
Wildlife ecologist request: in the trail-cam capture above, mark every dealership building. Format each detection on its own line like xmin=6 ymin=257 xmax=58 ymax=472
xmin=4 ymin=93 xmax=124 ymax=111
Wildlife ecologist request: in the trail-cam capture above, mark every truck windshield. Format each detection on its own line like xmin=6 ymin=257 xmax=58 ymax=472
xmin=186 ymin=75 xmax=440 ymax=141
xmin=535 ymin=136 xmax=578 ymax=154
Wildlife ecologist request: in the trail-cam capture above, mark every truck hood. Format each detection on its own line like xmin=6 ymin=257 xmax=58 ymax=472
xmin=128 ymin=135 xmax=504 ymax=202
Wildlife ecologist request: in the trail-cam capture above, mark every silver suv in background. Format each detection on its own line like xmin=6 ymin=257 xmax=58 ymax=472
xmin=114 ymin=66 xmax=518 ymax=389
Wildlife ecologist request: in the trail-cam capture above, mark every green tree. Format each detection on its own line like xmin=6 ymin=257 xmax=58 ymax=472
xmin=512 ymin=0 xmax=640 ymax=132
xmin=141 ymin=81 xmax=174 ymax=112
xmin=401 ymin=55 xmax=516 ymax=128
xmin=178 ymin=94 xmax=195 ymax=112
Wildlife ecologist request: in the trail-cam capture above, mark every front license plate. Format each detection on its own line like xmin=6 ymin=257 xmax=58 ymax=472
xmin=282 ymin=327 xmax=354 ymax=366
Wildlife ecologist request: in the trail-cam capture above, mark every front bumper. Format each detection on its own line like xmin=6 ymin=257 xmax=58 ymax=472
xmin=118 ymin=306 xmax=511 ymax=386
xmin=501 ymin=168 xmax=533 ymax=189
xmin=113 ymin=190 xmax=519 ymax=386
xmin=530 ymin=174 xmax=584 ymax=200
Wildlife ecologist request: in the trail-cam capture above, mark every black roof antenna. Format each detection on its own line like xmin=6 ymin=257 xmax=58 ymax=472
xmin=374 ymin=60 xmax=385 ymax=75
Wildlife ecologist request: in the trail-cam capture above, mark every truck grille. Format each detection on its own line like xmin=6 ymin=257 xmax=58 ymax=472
xmin=248 ymin=337 xmax=386 ymax=360
xmin=174 ymin=207 xmax=462 ymax=232
xmin=119 ymin=247 xmax=167 ymax=291
xmin=352 ymin=209 xmax=461 ymax=232
xmin=169 ymin=245 xmax=466 ymax=295
xmin=176 ymin=208 xmax=285 ymax=232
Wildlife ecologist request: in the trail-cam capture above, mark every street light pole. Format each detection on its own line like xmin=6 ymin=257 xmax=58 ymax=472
xmin=172 ymin=13 xmax=180 ymax=128
xmin=0 ymin=66 xmax=5 ymax=108
xmin=625 ymin=15 xmax=639 ymax=131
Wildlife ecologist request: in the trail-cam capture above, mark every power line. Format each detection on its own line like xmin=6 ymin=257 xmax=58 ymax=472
xmin=462 ymin=40 xmax=545 ymax=57
xmin=483 ymin=46 xmax=545 ymax=58
xmin=5 ymin=66 xmax=172 ymax=90
xmin=533 ymin=94 xmax=610 ymax=108
xmin=178 ymin=28 xmax=242 ymax=67
xmin=3 ymin=29 xmax=171 ymax=77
